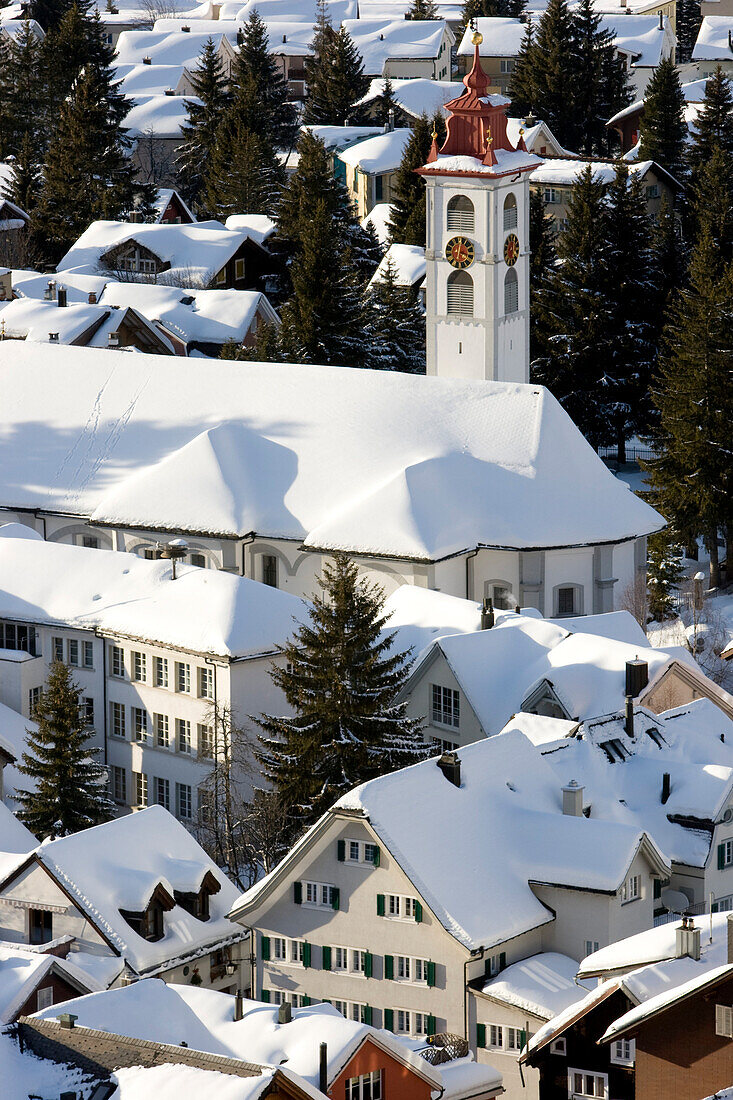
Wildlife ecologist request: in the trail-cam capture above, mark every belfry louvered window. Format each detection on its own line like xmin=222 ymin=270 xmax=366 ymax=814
xmin=503 ymin=192 xmax=517 ymax=230
xmin=447 ymin=270 xmax=474 ymax=316
xmin=504 ymin=268 xmax=518 ymax=314
xmin=446 ymin=195 xmax=475 ymax=232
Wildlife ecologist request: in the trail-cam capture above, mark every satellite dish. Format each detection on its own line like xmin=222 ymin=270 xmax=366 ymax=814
xmin=661 ymin=888 xmax=691 ymax=915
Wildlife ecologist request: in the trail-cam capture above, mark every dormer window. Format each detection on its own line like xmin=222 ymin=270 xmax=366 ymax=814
xmin=120 ymin=883 xmax=175 ymax=941
xmin=173 ymin=870 xmax=221 ymax=922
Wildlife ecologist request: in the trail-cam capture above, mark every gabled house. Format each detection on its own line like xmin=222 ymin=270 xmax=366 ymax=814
xmin=529 ymin=158 xmax=681 ymax=229
xmin=0 ymin=942 xmax=99 ymax=1023
xmin=152 ymin=188 xmax=196 ymax=224
xmin=370 ymin=244 xmax=426 ymax=306
xmin=0 ymin=806 xmax=247 ymax=990
xmin=114 ymin=28 xmax=236 ymax=78
xmin=0 ymin=296 xmax=177 ymax=354
xmin=341 ymin=19 xmax=455 ymax=80
xmin=124 ymin=94 xmax=202 ymax=189
xmin=337 ymin=128 xmax=412 ymax=217
xmin=227 ymin=731 xmax=670 ymax=1078
xmin=358 ymin=78 xmax=465 ymax=126
xmin=692 ymin=17 xmax=733 ymax=76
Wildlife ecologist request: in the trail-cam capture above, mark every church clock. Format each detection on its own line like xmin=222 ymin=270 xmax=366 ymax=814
xmin=445 ymin=236 xmax=475 ymax=269
xmin=503 ymin=234 xmax=520 ymax=267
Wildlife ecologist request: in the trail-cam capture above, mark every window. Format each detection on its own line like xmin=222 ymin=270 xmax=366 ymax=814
xmin=350 ymin=949 xmax=367 ymax=975
xmin=433 ymin=737 xmax=459 ymax=752
xmin=1 ymin=622 xmax=38 ymax=656
xmin=503 ymin=192 xmax=518 ymax=230
xmin=375 ymin=175 xmax=383 ymax=202
xmin=111 ymin=646 xmax=124 ymax=677
xmin=28 ymin=687 xmax=41 ymax=716
xmin=132 ymin=651 xmax=146 ymax=682
xmin=111 ymin=701 xmax=126 ymax=739
xmin=346 ymin=1071 xmax=382 ymax=1100
xmin=198 ymin=723 xmax=214 ymax=758
xmin=431 ymin=685 xmax=460 ymax=729
xmin=645 ymin=184 xmax=659 ymax=199
xmin=132 ymin=707 xmax=148 ymax=742
xmin=155 ymin=777 xmax=170 ymax=810
xmin=36 ymin=986 xmax=53 ymax=1011
xmin=500 ymin=58 xmax=515 ymax=73
xmin=272 ymin=936 xmax=287 ymax=960
xmin=621 ymin=874 xmax=640 ymax=903
xmin=290 ymin=939 xmax=304 ymax=965
xmin=544 ymin=187 xmax=559 ymax=203
xmin=447 ymin=270 xmax=473 ymax=316
xmin=134 ymin=771 xmax=148 ymax=807
xmin=716 ymin=1004 xmax=733 ymax=1038
xmin=153 ymin=656 xmax=168 ymax=688
xmin=303 ymin=880 xmax=337 ymax=909
xmin=343 ymin=839 xmax=379 ymax=865
xmin=190 ymin=553 xmax=206 ymax=568
xmin=385 ymin=894 xmax=419 ymax=921
xmin=584 ymin=940 xmax=600 ymax=956
xmin=154 ymin=713 xmax=169 ymax=747
xmin=506 ymin=1027 xmax=524 ymax=1051
xmin=504 ymin=268 xmax=518 ymax=314
xmin=177 ymin=718 xmax=192 ymax=754
xmin=332 ymin=1000 xmax=370 ymax=1024
xmin=82 ymin=697 xmax=94 ymax=726
xmin=234 ymin=258 xmax=245 ymax=280
xmin=557 ymin=586 xmax=578 ymax=616
xmin=485 ymin=953 xmax=506 ymax=977
xmin=720 ymin=839 xmax=733 ymax=868
xmin=176 ymin=662 xmax=191 ymax=693
xmin=198 ymin=666 xmax=214 ymax=699
xmin=68 ymin=639 xmax=79 ymax=666
xmin=486 ymin=580 xmax=514 ymax=610
xmin=395 ymin=955 xmax=430 ymax=983
xmin=176 ymin=782 xmax=192 ymax=820
xmin=262 ymin=554 xmax=278 ymax=588
xmin=396 ymin=1009 xmax=411 ymax=1034
xmin=112 ymin=765 xmax=127 ymax=804
xmin=551 ymin=1037 xmax=567 ymax=1055
xmin=52 ymin=636 xmax=63 ymax=662
xmin=446 ymin=194 xmax=475 ymax=232
xmin=29 ymin=908 xmax=53 ymax=945
xmin=568 ymin=1070 xmax=608 ymax=1098
xmin=610 ymin=1039 xmax=635 ymax=1065
xmin=215 ymin=267 xmax=227 ymax=286
xmin=82 ymin=641 xmax=94 ymax=668
xmin=333 ymin=946 xmax=348 ymax=971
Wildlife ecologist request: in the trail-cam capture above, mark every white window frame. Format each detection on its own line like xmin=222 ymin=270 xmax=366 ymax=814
xmin=36 ymin=985 xmax=53 ymax=1010
xmin=155 ymin=776 xmax=170 ymax=810
xmin=551 ymin=1037 xmax=567 ymax=1055
xmin=349 ymin=949 xmax=367 ymax=976
xmin=609 ymin=1038 xmax=635 ymax=1066
xmin=431 ymin=684 xmax=460 ymax=729
xmin=345 ymin=1070 xmax=382 ymax=1100
xmin=288 ymin=939 xmax=305 ymax=966
xmin=723 ymin=838 xmax=733 ymax=867
xmin=111 ymin=645 xmax=125 ymax=678
xmin=345 ymin=839 xmax=378 ymax=865
xmin=176 ymin=661 xmax=191 ymax=693
xmin=395 ymin=955 xmax=430 ymax=984
xmin=132 ymin=650 xmax=146 ymax=682
xmin=133 ymin=707 xmax=149 ymax=743
xmin=621 ymin=874 xmax=640 ymax=904
xmin=68 ymin=639 xmax=79 ymax=666
xmin=303 ymin=880 xmax=336 ymax=909
xmin=716 ymin=1004 xmax=733 ymax=1038
xmin=386 ymin=894 xmax=417 ymax=921
xmin=198 ymin=666 xmax=214 ymax=699
xmin=153 ymin=655 xmax=169 ymax=688
xmin=134 ymin=771 xmax=148 ymax=807
xmin=154 ymin=712 xmax=169 ymax=748
xmin=272 ymin=936 xmax=287 ymax=961
xmin=584 ymin=940 xmax=600 ymax=956
xmin=82 ymin=641 xmax=94 ymax=669
xmin=567 ymin=1069 xmax=608 ymax=1099
xmin=333 ymin=945 xmax=349 ymax=972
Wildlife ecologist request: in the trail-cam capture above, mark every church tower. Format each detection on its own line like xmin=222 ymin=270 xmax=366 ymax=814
xmin=417 ymin=29 xmax=541 ymax=384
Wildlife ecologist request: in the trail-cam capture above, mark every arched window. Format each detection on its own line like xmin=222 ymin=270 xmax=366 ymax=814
xmin=447 ymin=270 xmax=474 ymax=316
xmin=504 ymin=268 xmax=518 ymax=314
xmin=484 ymin=579 xmax=516 ymax=611
xmin=447 ymin=194 xmax=475 ymax=232
xmin=503 ymin=192 xmax=517 ymax=231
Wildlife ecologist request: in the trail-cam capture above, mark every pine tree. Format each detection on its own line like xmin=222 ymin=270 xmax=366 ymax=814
xmin=461 ymin=0 xmax=525 ymax=22
xmin=646 ymin=228 xmax=733 ymax=588
xmin=220 ymin=322 xmax=284 ymax=362
xmin=689 ymin=145 xmax=733 ymax=268
xmin=5 ymin=133 xmax=42 ymax=217
xmin=229 ymin=11 xmax=297 ymax=151
xmin=509 ymin=0 xmax=581 ymax=150
xmin=406 ymin=0 xmax=438 ymax=17
xmin=638 ymin=57 xmax=687 ymax=178
xmin=5 ymin=22 xmax=47 ymax=160
xmin=528 ymin=188 xmax=556 ymax=363
xmin=255 ymin=553 xmax=426 ymax=835
xmin=15 ymin=662 xmax=113 ymax=839
xmin=388 ymin=114 xmax=445 ymax=245
xmin=506 ymin=22 xmax=536 ymax=120
xmin=177 ymin=38 xmax=231 ymax=209
xmin=573 ymin=0 xmax=631 ymax=155
xmin=364 ymin=257 xmax=426 ymax=372
xmin=651 ymin=192 xmax=686 ymax=314
xmin=373 ymin=77 xmax=399 ymax=126
xmin=29 ymin=0 xmax=74 ymax=32
xmin=531 ymin=166 xmax=613 ymax=447
xmin=43 ymin=1 xmax=114 ymax=119
xmin=33 ymin=63 xmax=153 ymax=264
xmin=303 ymin=25 xmax=370 ymax=125
xmin=675 ymin=0 xmax=702 ymax=65
xmin=204 ymin=122 xmax=282 ymax=220
xmin=647 ymin=529 xmax=684 ymax=621
xmin=688 ymin=67 xmax=733 ymax=172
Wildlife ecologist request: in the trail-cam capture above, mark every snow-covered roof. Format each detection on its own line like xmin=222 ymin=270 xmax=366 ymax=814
xmin=359 ymin=77 xmax=465 ymax=119
xmin=0 ymin=1030 xmax=90 ymax=1099
xmin=596 ymin=13 xmax=672 ymax=67
xmin=692 ymin=16 xmax=733 ymax=61
xmin=506 ymin=116 xmax=573 ymax=156
xmin=607 ymin=76 xmax=708 ymax=127
xmin=506 ymin=698 xmax=733 ymax=869
xmin=0 ymin=17 xmax=45 ymax=40
xmin=114 ymin=28 xmax=232 ymax=68
xmin=530 ymin=157 xmax=663 ymax=186
xmin=481 ymin=952 xmax=594 ymax=1020
xmin=153 ymin=188 xmax=196 ymax=224
xmin=11 ymin=268 xmax=110 ymax=304
xmin=0 ymin=345 xmax=664 ymax=555
xmin=341 ymin=18 xmax=452 ymax=75
xmin=338 ymin=128 xmax=411 ymax=173
xmin=11 ymin=807 xmax=245 ymax=976
xmin=57 ymin=220 xmax=254 ymax=285
xmin=421 ymin=148 xmax=542 ymax=178
xmin=0 ymin=298 xmax=109 ymax=344
xmin=223 ymin=214 xmax=276 ymax=243
xmin=603 ymin=963 xmax=733 ymax=1040
xmin=383 ymin=586 xmax=482 ymax=664
xmin=579 ymin=910 xmax=733 ymax=980
xmin=457 ymin=17 xmax=526 ymax=56
xmin=370 ymin=242 xmax=425 ymax=287
xmin=359 ymin=0 xmax=461 ymax=17
xmin=0 ymin=944 xmax=100 ymax=1024
xmin=0 ymin=801 xmax=36 ymax=881
xmin=97 ymin=283 xmax=275 ymax=345
xmin=0 ymin=536 xmax=305 ymax=658
xmin=108 ymin=1064 xmax=278 ymax=1100
xmin=123 ymin=94 xmax=200 ymax=138
xmin=305 ymin=124 xmax=384 ymax=152
xmin=236 ymin=0 xmax=357 ymax=22
xmin=117 ymin=63 xmax=188 ymax=96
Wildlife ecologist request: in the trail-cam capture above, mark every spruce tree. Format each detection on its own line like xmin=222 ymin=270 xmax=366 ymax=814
xmin=509 ymin=0 xmax=580 ymax=150
xmin=364 ymin=257 xmax=426 ymax=372
xmin=651 ymin=192 xmax=686 ymax=313
xmin=689 ymin=144 xmax=733 ymax=268
xmin=506 ymin=22 xmax=536 ymax=119
xmin=638 ymin=57 xmax=687 ymax=178
xmin=528 ymin=188 xmax=556 ymax=363
xmin=5 ymin=133 xmax=41 ymax=217
xmin=407 ymin=0 xmax=438 ymax=16
xmin=675 ymin=0 xmax=702 ymax=65
xmin=687 ymin=67 xmax=733 ymax=174
xmin=5 ymin=22 xmax=47 ymax=160
xmin=647 ymin=529 xmax=684 ymax=621
xmin=229 ymin=11 xmax=297 ymax=151
xmin=646 ymin=228 xmax=733 ymax=588
xmin=177 ymin=38 xmax=231 ymax=209
xmin=388 ymin=114 xmax=445 ymax=245
xmin=204 ymin=122 xmax=282 ymax=220
xmin=43 ymin=2 xmax=114 ymax=119
xmin=461 ymin=0 xmax=525 ymax=21
xmin=303 ymin=25 xmax=370 ymax=125
xmin=15 ymin=662 xmax=113 ymax=839
xmin=573 ymin=0 xmax=630 ymax=155
xmin=373 ymin=77 xmax=399 ymax=126
xmin=255 ymin=553 xmax=426 ymax=835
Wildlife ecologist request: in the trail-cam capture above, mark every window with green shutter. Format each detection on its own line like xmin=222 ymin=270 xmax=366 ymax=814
xmin=261 ymin=989 xmax=270 ymax=1003
xmin=719 ymin=843 xmax=727 ymax=870
xmin=322 ymin=945 xmax=332 ymax=970
xmin=331 ymin=887 xmax=340 ymax=911
xmin=294 ymin=881 xmax=302 ymax=904
xmin=377 ymin=893 xmax=385 ymax=916
xmin=303 ymin=941 xmax=312 ymax=968
xmin=261 ymin=935 xmax=270 ymax=960
xmin=427 ymin=960 xmax=436 ymax=987
xmin=427 ymin=1014 xmax=437 ymax=1036
xmin=384 ymin=954 xmax=394 ymax=980
xmin=384 ymin=1008 xmax=394 ymax=1031
xmin=363 ymin=1005 xmax=373 ymax=1025
xmin=371 ymin=846 xmax=380 ymax=867
xmin=414 ymin=900 xmax=423 ymax=923
xmin=477 ymin=1023 xmax=487 ymax=1048
xmin=338 ymin=839 xmax=345 ymax=862
xmin=303 ymin=995 xmax=311 ymax=1006
xmin=364 ymin=951 xmax=373 ymax=978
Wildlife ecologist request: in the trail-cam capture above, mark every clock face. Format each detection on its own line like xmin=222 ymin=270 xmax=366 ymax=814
xmin=445 ymin=236 xmax=475 ymax=269
xmin=504 ymin=233 xmax=520 ymax=267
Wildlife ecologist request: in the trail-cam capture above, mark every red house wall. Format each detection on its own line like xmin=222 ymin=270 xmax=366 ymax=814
xmin=329 ymin=1038 xmax=433 ymax=1100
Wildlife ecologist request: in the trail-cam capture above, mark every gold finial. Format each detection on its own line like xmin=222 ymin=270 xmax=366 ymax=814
xmin=519 ymin=126 xmax=525 ymax=136
xmin=486 ymin=129 xmax=493 ymax=147
xmin=431 ymin=124 xmax=438 ymax=141
xmin=470 ymin=16 xmax=483 ymax=44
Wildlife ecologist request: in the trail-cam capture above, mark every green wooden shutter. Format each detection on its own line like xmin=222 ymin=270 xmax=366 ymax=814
xmin=719 ymin=843 xmax=726 ymax=870
xmin=363 ymin=1005 xmax=373 ymax=1026
xmin=499 ymin=952 xmax=506 ymax=971
xmin=338 ymin=839 xmax=345 ymax=862
xmin=364 ymin=951 xmax=373 ymax=978
xmin=653 ymin=878 xmax=662 ymax=900
xmin=303 ymin=941 xmax=311 ymax=968
xmin=384 ymin=1008 xmax=394 ymax=1032
xmin=331 ymin=887 xmax=340 ymax=911
xmin=372 ymin=846 xmax=380 ymax=867
xmin=322 ymin=945 xmax=332 ymax=971
xmin=484 ymin=958 xmax=492 ymax=978
xmin=303 ymin=995 xmax=311 ymax=1006
xmin=477 ymin=1023 xmax=487 ymax=1048
xmin=519 ymin=1028 xmax=527 ymax=1049
xmin=427 ymin=960 xmax=436 ymax=988
xmin=427 ymin=1014 xmax=437 ymax=1036
xmin=377 ymin=893 xmax=385 ymax=916
xmin=261 ymin=989 xmax=270 ymax=1003
xmin=414 ymin=900 xmax=423 ymax=923
xmin=261 ymin=935 xmax=270 ymax=960
xmin=384 ymin=954 xmax=394 ymax=980
xmin=294 ymin=880 xmax=302 ymax=904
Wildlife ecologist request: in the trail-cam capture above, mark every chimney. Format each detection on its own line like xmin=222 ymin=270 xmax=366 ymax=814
xmin=48 ymin=332 xmax=59 ymax=342
xmin=278 ymin=1001 xmax=292 ymax=1024
xmin=45 ymin=279 xmax=56 ymax=301
xmin=88 ymin=292 xmax=97 ymax=305
xmin=728 ymin=913 xmax=733 ymax=963
xmin=129 ymin=211 xmax=143 ymax=223
xmin=234 ymin=990 xmax=244 ymax=1022
xmin=562 ymin=779 xmax=584 ymax=817
xmin=728 ymin=28 xmax=732 ymax=50
xmin=57 ymin=286 xmax=67 ymax=308
xmin=319 ymin=1043 xmax=328 ymax=1094
xmin=481 ymin=597 xmax=495 ymax=629
xmin=625 ymin=658 xmax=648 ymax=698
xmin=624 ymin=695 xmax=634 ymax=738
xmin=181 ymin=23 xmax=190 ymax=30
xmin=658 ymin=10 xmax=663 ymax=29
xmin=676 ymin=916 xmax=701 ymax=961
xmin=282 ymin=32 xmax=287 ymax=41
xmin=661 ymin=772 xmax=671 ymax=804
xmin=57 ymin=1013 xmax=78 ymax=1030
xmin=388 ymin=108 xmax=395 ymax=132
xmin=437 ymin=751 xmax=461 ymax=788
xmin=143 ymin=55 xmax=152 ymax=63
xmin=159 ymin=538 xmax=189 ymax=579
xmin=620 ymin=0 xmax=626 ymax=7
xmin=164 ymin=87 xmax=174 ymax=95
xmin=108 ymin=331 xmax=120 ymax=347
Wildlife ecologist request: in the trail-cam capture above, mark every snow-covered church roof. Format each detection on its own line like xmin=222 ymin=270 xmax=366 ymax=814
xmin=0 ymin=344 xmax=663 ymax=559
